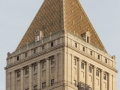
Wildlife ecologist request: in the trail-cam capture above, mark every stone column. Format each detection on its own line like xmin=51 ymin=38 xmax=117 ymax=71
xmin=29 ymin=65 xmax=32 ymax=90
xmin=55 ymin=54 xmax=58 ymax=83
xmin=11 ymin=71 xmax=15 ymax=90
xmin=46 ymin=58 xmax=50 ymax=87
xmin=21 ymin=68 xmax=24 ymax=90
xmin=108 ymin=73 xmax=112 ymax=90
xmin=85 ymin=62 xmax=89 ymax=85
xmin=93 ymin=66 xmax=96 ymax=90
xmin=37 ymin=61 xmax=41 ymax=90
xmin=78 ymin=59 xmax=81 ymax=82
xmin=100 ymin=70 xmax=103 ymax=90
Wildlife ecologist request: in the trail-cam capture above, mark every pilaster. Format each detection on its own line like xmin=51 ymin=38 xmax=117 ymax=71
xmin=46 ymin=58 xmax=50 ymax=87
xmin=29 ymin=65 xmax=32 ymax=90
xmin=11 ymin=71 xmax=15 ymax=90
xmin=93 ymin=66 xmax=96 ymax=90
xmin=108 ymin=73 xmax=112 ymax=90
xmin=21 ymin=68 xmax=24 ymax=90
xmin=78 ymin=59 xmax=81 ymax=82
xmin=85 ymin=62 xmax=89 ymax=85
xmin=37 ymin=61 xmax=41 ymax=90
xmin=100 ymin=70 xmax=103 ymax=90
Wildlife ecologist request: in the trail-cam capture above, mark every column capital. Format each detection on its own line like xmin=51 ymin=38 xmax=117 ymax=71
xmin=20 ymin=67 xmax=24 ymax=70
xmin=45 ymin=57 xmax=49 ymax=60
xmin=94 ymin=66 xmax=97 ymax=68
xmin=85 ymin=62 xmax=89 ymax=65
xmin=37 ymin=60 xmax=40 ymax=63
xmin=29 ymin=64 xmax=33 ymax=67
xmin=100 ymin=69 xmax=104 ymax=73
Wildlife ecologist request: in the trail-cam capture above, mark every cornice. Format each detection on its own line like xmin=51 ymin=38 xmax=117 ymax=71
xmin=66 ymin=44 xmax=118 ymax=73
xmin=5 ymin=43 xmax=64 ymax=70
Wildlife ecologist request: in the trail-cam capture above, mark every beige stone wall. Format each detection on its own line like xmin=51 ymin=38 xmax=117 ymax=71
xmin=5 ymin=32 xmax=117 ymax=90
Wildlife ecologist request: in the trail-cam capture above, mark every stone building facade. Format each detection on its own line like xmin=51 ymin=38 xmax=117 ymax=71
xmin=5 ymin=0 xmax=117 ymax=90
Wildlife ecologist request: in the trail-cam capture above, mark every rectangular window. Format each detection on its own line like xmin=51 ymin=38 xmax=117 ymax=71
xmin=81 ymin=62 xmax=84 ymax=69
xmin=74 ymin=80 xmax=76 ymax=86
xmin=83 ymin=47 xmax=85 ymax=52
xmin=98 ymin=55 xmax=100 ymax=59
xmin=104 ymin=74 xmax=107 ymax=80
xmin=42 ymin=82 xmax=46 ymax=89
xmin=34 ymin=85 xmax=37 ymax=90
xmin=90 ymin=51 xmax=92 ymax=56
xmin=87 ymin=37 xmax=90 ymax=43
xmin=34 ymin=64 xmax=37 ymax=73
xmin=51 ymin=79 xmax=54 ymax=86
xmin=25 ymin=68 xmax=29 ymax=75
xmin=105 ymin=59 xmax=107 ymax=63
xmin=74 ymin=59 xmax=76 ymax=65
xmin=51 ymin=57 xmax=54 ymax=65
xmin=51 ymin=42 xmax=54 ymax=47
xmin=42 ymin=45 xmax=44 ymax=50
xmin=96 ymin=70 xmax=99 ymax=77
xmin=17 ymin=71 xmax=20 ymax=78
xmin=34 ymin=48 xmax=36 ymax=54
xmin=25 ymin=52 xmax=28 ymax=57
xmin=75 ymin=43 xmax=77 ymax=48
xmin=17 ymin=56 xmax=19 ymax=61
xmin=42 ymin=61 xmax=46 ymax=68
xmin=89 ymin=66 xmax=92 ymax=73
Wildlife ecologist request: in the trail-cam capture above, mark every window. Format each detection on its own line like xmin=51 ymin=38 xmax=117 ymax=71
xmin=34 ymin=64 xmax=37 ymax=73
xmin=25 ymin=52 xmax=28 ymax=57
xmin=51 ymin=79 xmax=54 ymax=86
xmin=51 ymin=67 xmax=54 ymax=74
xmin=42 ymin=70 xmax=46 ymax=77
xmin=74 ymin=58 xmax=76 ymax=65
xmin=98 ymin=55 xmax=100 ymax=59
xmin=36 ymin=35 xmax=40 ymax=42
xmin=51 ymin=58 xmax=54 ymax=65
xmin=87 ymin=37 xmax=90 ymax=43
xmin=42 ymin=82 xmax=46 ymax=89
xmin=17 ymin=56 xmax=19 ymax=61
xmin=51 ymin=42 xmax=54 ymax=47
xmin=75 ymin=43 xmax=77 ymax=48
xmin=42 ymin=46 xmax=44 ymax=50
xmin=89 ymin=66 xmax=92 ymax=73
xmin=25 ymin=68 xmax=29 ymax=75
xmin=34 ymin=48 xmax=36 ymax=54
xmin=83 ymin=47 xmax=85 ymax=52
xmin=17 ymin=71 xmax=20 ymax=78
xmin=74 ymin=80 xmax=76 ymax=86
xmin=105 ymin=59 xmax=107 ymax=63
xmin=81 ymin=62 xmax=84 ymax=69
xmin=42 ymin=61 xmax=46 ymax=68
xmin=104 ymin=74 xmax=107 ymax=80
xmin=34 ymin=85 xmax=37 ymax=90
xmin=96 ymin=70 xmax=99 ymax=77
xmin=90 ymin=51 xmax=92 ymax=56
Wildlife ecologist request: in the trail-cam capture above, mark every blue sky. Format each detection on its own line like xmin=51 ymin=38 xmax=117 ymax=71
xmin=0 ymin=0 xmax=119 ymax=90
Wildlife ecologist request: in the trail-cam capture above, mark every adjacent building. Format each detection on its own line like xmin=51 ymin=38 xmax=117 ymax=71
xmin=5 ymin=0 xmax=117 ymax=90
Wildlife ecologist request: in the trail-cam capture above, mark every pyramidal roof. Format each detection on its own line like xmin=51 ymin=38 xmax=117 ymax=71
xmin=17 ymin=0 xmax=107 ymax=52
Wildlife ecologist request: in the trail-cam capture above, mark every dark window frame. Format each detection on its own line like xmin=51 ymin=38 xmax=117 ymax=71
xmin=42 ymin=82 xmax=46 ymax=89
xmin=25 ymin=67 xmax=29 ymax=75
xmin=51 ymin=79 xmax=54 ymax=86
xmin=81 ymin=62 xmax=84 ymax=69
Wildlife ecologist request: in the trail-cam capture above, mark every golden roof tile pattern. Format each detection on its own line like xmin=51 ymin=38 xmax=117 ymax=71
xmin=16 ymin=0 xmax=107 ymax=52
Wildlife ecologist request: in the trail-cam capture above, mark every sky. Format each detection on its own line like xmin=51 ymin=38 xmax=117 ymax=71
xmin=0 ymin=0 xmax=120 ymax=90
